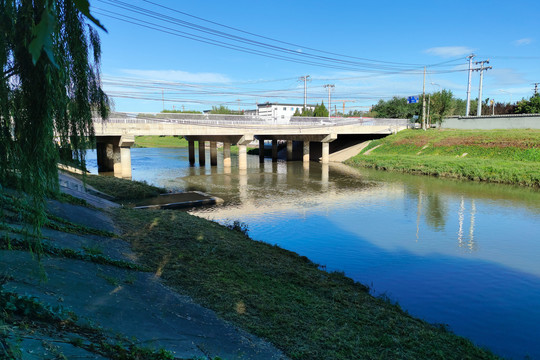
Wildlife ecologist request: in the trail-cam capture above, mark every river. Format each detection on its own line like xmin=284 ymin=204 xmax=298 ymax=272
xmin=86 ymin=147 xmax=540 ymax=359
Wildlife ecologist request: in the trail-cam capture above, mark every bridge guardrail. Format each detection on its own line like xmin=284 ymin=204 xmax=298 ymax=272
xmin=93 ymin=112 xmax=408 ymax=128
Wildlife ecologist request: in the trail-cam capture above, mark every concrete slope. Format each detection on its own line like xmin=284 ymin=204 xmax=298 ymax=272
xmin=1 ymin=189 xmax=287 ymax=359
xmin=328 ymin=140 xmax=372 ymax=162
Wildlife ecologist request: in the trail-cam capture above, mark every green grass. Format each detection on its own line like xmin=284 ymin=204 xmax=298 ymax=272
xmin=114 ymin=207 xmax=498 ymax=360
xmin=134 ymin=136 xmax=189 ymax=148
xmin=75 ymin=174 xmax=166 ymax=200
xmin=347 ymin=129 xmax=540 ymax=187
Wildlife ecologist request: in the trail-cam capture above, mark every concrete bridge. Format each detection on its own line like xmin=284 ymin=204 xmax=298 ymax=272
xmin=93 ymin=112 xmax=408 ymax=178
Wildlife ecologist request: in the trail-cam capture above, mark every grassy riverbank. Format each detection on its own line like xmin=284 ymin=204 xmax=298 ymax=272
xmin=134 ymin=135 xmax=189 ymax=148
xmin=103 ymin=177 xmax=497 ymax=359
xmin=347 ymin=129 xmax=540 ymax=187
xmin=73 ymin=173 xmax=166 ymax=200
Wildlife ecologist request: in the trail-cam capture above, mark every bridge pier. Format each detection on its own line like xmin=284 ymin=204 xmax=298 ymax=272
xmin=95 ymin=135 xmax=134 ymax=179
xmin=210 ymin=141 xmax=218 ymax=166
xmin=198 ymin=141 xmax=206 ymax=166
xmin=188 ymin=141 xmax=195 ymax=166
xmin=321 ymin=142 xmax=330 ymax=164
xmin=223 ymin=142 xmax=231 ymax=167
xmin=238 ymin=144 xmax=247 ymax=170
xmin=287 ymin=141 xmax=293 ymax=161
xmin=303 ymin=141 xmax=310 ymax=163
xmin=272 ymin=140 xmax=278 ymax=162
xmin=236 ymin=134 xmax=254 ymax=170
xmin=259 ymin=140 xmax=265 ymax=163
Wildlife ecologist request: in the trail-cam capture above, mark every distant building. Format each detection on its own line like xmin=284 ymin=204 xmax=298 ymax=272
xmin=256 ymin=102 xmax=315 ymax=123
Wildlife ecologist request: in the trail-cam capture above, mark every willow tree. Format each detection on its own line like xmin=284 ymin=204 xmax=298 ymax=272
xmin=0 ymin=0 xmax=109 ymax=252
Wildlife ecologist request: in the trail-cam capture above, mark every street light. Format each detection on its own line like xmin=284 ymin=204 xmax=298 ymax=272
xmin=498 ymin=89 xmax=513 ymax=104
xmin=431 ymin=82 xmax=441 ymax=92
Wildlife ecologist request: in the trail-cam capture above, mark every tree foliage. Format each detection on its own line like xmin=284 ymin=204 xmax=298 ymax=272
xmin=313 ymin=101 xmax=329 ymax=117
xmin=371 ymin=96 xmax=421 ymax=119
xmin=0 ymin=0 xmax=109 ymax=252
xmin=429 ymin=89 xmax=455 ymax=125
xmin=371 ymin=91 xmax=519 ymax=124
xmin=293 ymin=102 xmax=328 ymax=117
xmin=209 ymin=105 xmax=243 ymax=115
xmin=161 ymin=109 xmax=202 ymax=114
xmin=515 ymin=93 xmax=540 ymax=114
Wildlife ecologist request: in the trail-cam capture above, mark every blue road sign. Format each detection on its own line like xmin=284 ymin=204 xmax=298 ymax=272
xmin=407 ymin=96 xmax=419 ymax=104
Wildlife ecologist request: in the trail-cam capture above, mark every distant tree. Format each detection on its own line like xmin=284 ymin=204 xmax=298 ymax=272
xmin=301 ymin=106 xmax=314 ymax=117
xmin=209 ymin=105 xmax=242 ymax=115
xmin=430 ymin=90 xmax=455 ymax=126
xmin=293 ymin=108 xmax=302 ymax=116
xmin=313 ymin=102 xmax=329 ymax=117
xmin=162 ymin=109 xmax=202 ymax=114
xmin=345 ymin=110 xmax=365 ymax=117
xmin=493 ymin=102 xmax=516 ymax=115
xmin=453 ymin=98 xmax=467 ymax=116
xmin=515 ymin=93 xmax=540 ymax=114
xmin=372 ymin=96 xmax=420 ymax=119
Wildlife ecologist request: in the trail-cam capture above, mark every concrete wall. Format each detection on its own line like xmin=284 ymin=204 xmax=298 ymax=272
xmin=442 ymin=114 xmax=540 ymax=129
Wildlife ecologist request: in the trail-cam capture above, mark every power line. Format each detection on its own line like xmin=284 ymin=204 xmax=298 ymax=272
xmin=95 ymin=0 xmax=465 ymax=73
xmin=139 ymin=0 xmax=428 ymax=67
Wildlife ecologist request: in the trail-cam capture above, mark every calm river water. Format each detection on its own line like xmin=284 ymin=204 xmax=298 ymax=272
xmin=87 ymin=148 xmax=540 ymax=359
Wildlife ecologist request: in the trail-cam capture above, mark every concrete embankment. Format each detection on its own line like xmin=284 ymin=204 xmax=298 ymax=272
xmin=0 ymin=175 xmax=286 ymax=359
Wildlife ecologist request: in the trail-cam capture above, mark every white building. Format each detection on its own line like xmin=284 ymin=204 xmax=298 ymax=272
xmin=256 ymin=102 xmax=315 ymax=123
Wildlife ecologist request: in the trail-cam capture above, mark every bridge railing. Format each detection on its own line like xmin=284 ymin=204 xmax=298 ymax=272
xmin=93 ymin=112 xmax=409 ymax=128
xmin=290 ymin=116 xmax=409 ymax=127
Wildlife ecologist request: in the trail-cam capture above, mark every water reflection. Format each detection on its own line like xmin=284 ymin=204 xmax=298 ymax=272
xmin=84 ymin=148 xmax=540 ymax=359
xmin=457 ymin=198 xmax=477 ymax=252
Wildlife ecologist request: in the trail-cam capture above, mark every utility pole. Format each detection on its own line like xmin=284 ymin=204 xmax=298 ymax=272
xmin=323 ymin=84 xmax=335 ymax=120
xmin=473 ymin=60 xmax=492 ymax=116
xmin=427 ymin=94 xmax=431 ymax=128
xmin=422 ymin=66 xmax=426 ymax=130
xmin=465 ymin=54 xmax=475 ymax=116
xmin=533 ymin=83 xmax=539 ymax=95
xmin=335 ymin=100 xmax=356 ymax=116
xmin=299 ymin=75 xmax=311 ymax=109
xmin=162 ymin=89 xmax=165 ymax=111
xmin=236 ymin=99 xmax=241 ymax=112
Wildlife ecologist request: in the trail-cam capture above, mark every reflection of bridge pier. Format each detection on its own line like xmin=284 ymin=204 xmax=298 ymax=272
xmin=93 ymin=112 xmax=407 ymax=177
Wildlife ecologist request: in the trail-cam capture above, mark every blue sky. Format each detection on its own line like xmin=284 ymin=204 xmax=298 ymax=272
xmin=91 ymin=0 xmax=540 ymax=114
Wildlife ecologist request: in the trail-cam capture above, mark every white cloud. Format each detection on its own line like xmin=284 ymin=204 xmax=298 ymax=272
xmin=120 ymin=69 xmax=231 ymax=83
xmin=424 ymin=46 xmax=474 ymax=58
xmin=514 ymin=38 xmax=533 ymax=46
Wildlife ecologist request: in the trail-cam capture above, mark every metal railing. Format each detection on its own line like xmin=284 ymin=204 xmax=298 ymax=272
xmin=93 ymin=112 xmax=408 ymax=128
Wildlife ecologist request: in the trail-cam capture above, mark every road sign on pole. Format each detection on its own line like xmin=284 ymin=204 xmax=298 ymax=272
xmin=407 ymin=96 xmax=419 ymax=104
